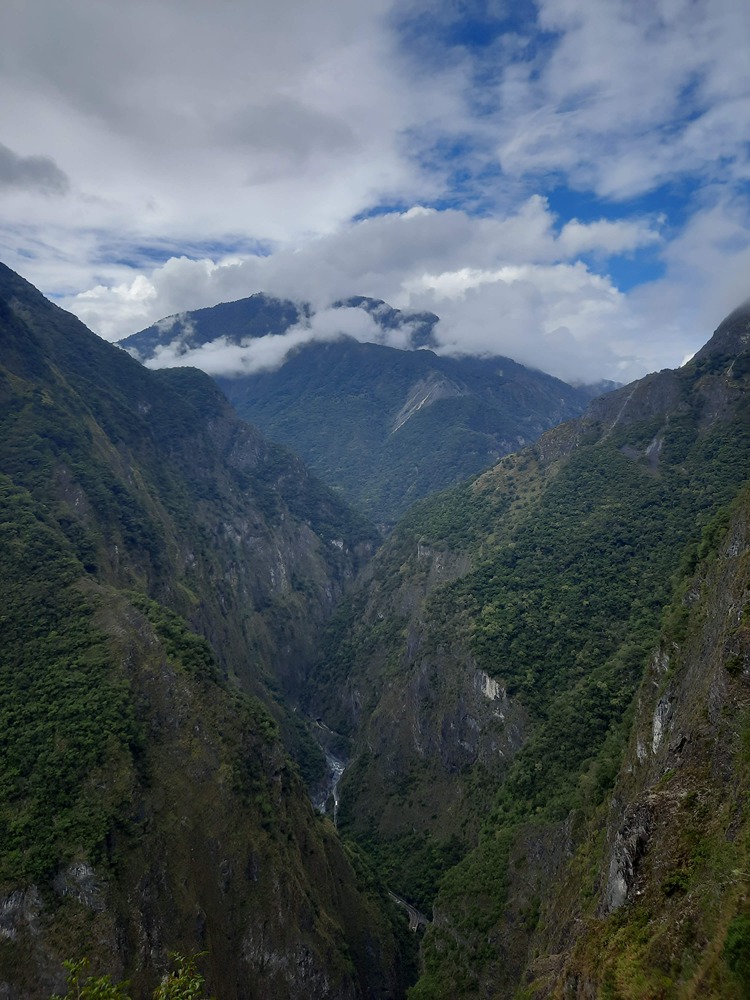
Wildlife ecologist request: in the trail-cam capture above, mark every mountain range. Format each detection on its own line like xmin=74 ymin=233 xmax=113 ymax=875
xmin=121 ymin=295 xmax=603 ymax=523
xmin=2 ymin=261 xmax=750 ymax=998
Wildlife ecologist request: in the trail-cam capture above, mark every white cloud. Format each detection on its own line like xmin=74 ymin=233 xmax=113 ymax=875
xmin=61 ymin=200 xmax=675 ymax=382
xmin=142 ymin=305 xmax=401 ymax=376
xmin=0 ymin=0 xmax=447 ymax=251
xmin=145 ymin=329 xmax=314 ymax=376
xmin=1 ymin=0 xmax=748 ymax=387
xmin=418 ymin=263 xmax=638 ymax=383
xmin=557 ymin=218 xmax=661 ymax=257
xmin=493 ymin=0 xmax=750 ymax=199
xmin=630 ymin=193 xmax=750 ymax=359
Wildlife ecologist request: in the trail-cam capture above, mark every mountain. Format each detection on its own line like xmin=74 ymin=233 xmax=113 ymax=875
xmin=8 ymin=256 xmax=750 ymax=998
xmin=121 ymin=294 xmax=593 ymax=523
xmin=304 ymin=301 xmax=750 ymax=996
xmin=0 ymin=263 xmax=410 ymax=998
xmin=118 ymin=292 xmax=439 ymax=360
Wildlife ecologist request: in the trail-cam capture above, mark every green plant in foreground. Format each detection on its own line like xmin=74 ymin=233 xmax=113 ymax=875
xmin=51 ymin=955 xmax=212 ymax=1000
xmin=51 ymin=959 xmax=129 ymax=1000
xmin=153 ymin=955 xmax=212 ymax=1000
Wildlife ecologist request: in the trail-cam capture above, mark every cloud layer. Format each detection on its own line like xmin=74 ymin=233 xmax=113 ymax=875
xmin=1 ymin=0 xmax=749 ymax=383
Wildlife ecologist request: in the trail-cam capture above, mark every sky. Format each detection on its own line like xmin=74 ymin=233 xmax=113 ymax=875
xmin=1 ymin=0 xmax=749 ymax=384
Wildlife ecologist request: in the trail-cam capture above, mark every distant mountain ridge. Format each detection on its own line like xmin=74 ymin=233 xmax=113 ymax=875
xmin=122 ymin=293 xmax=597 ymax=522
xmin=5 ymin=257 xmax=750 ymax=998
xmin=119 ymin=292 xmax=440 ymax=358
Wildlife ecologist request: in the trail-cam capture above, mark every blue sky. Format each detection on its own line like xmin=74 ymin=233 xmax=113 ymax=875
xmin=0 ymin=0 xmax=749 ymax=382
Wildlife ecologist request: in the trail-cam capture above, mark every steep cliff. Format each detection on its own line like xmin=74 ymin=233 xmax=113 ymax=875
xmin=0 ymin=263 xmax=407 ymax=997
xmin=306 ymin=302 xmax=750 ymax=995
xmin=526 ymin=481 xmax=750 ymax=998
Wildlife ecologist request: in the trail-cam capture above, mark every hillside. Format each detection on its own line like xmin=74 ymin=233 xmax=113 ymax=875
xmin=7 ymin=257 xmax=750 ymax=998
xmin=0 ymin=264 xmax=409 ymax=998
xmin=304 ymin=302 xmax=750 ymax=996
xmin=121 ymin=295 xmax=592 ymax=523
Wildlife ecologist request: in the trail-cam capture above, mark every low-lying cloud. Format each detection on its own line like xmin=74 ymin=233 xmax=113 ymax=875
xmin=75 ymin=198 xmax=677 ymax=383
xmin=3 ymin=0 xmax=748 ymax=386
xmin=141 ymin=306 xmax=408 ymax=376
xmin=104 ymin=190 xmax=750 ymax=386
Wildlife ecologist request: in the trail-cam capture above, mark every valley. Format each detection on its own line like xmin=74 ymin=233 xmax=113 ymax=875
xmin=122 ymin=295 xmax=596 ymax=524
xmin=2 ymin=262 xmax=750 ymax=999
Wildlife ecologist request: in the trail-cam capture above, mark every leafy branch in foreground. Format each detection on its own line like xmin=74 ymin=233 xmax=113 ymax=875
xmin=51 ymin=955 xmax=212 ymax=1000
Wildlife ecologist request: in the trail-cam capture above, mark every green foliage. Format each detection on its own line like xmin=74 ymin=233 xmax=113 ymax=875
xmin=0 ymin=265 xmax=412 ymax=1000
xmin=725 ymin=916 xmax=750 ymax=992
xmin=312 ymin=347 xmax=750 ymax=997
xmin=353 ymin=829 xmax=465 ymax=914
xmin=51 ymin=958 xmax=130 ymax=1000
xmin=0 ymin=478 xmax=143 ymax=883
xmin=127 ymin=594 xmax=220 ymax=683
xmin=153 ymin=954 xmax=213 ymax=1000
xmin=214 ymin=335 xmax=589 ymax=523
xmin=51 ymin=955 xmax=211 ymax=1000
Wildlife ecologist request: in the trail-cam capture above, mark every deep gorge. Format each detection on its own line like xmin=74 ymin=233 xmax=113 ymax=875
xmin=2 ymin=262 xmax=750 ymax=998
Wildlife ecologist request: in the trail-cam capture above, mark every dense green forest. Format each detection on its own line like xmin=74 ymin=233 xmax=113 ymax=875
xmin=0 ymin=263 xmax=408 ymax=999
xmin=304 ymin=306 xmax=750 ymax=996
xmin=3 ymin=259 xmax=750 ymax=998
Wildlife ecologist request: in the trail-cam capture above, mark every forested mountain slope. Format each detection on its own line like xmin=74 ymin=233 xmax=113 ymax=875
xmin=7 ymin=256 xmax=750 ymax=998
xmin=0 ymin=263 xmax=409 ymax=998
xmin=121 ymin=295 xmax=592 ymax=522
xmin=541 ymin=478 xmax=750 ymax=996
xmin=305 ymin=302 xmax=750 ymax=997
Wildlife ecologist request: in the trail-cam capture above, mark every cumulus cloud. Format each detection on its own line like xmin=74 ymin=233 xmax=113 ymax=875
xmin=630 ymin=194 xmax=750 ymax=358
xmin=423 ymin=264 xmax=635 ymax=384
xmin=63 ymin=199 xmax=674 ymax=382
xmin=493 ymin=0 xmax=750 ymax=199
xmin=0 ymin=0 xmax=433 ymax=250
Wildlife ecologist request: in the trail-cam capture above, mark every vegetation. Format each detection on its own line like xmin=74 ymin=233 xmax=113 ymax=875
xmin=305 ymin=326 xmax=750 ymax=994
xmin=0 ymin=477 xmax=143 ymax=883
xmin=123 ymin=292 xmax=592 ymax=523
xmin=4 ymin=259 xmax=750 ymax=998
xmin=537 ymin=485 xmax=750 ymax=998
xmin=215 ymin=335 xmax=590 ymax=523
xmin=0 ymin=262 xmax=408 ymax=999
xmin=51 ymin=955 xmax=211 ymax=1000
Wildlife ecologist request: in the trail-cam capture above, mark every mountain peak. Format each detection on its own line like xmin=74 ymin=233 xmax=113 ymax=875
xmin=120 ymin=292 xmax=441 ymax=361
xmin=119 ymin=292 xmax=307 ymax=357
xmin=332 ymin=295 xmax=439 ymax=347
xmin=692 ymin=301 xmax=750 ymax=365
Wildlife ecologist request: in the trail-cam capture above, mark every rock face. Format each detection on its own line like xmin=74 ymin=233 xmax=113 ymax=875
xmin=540 ymin=483 xmax=750 ymax=997
xmin=0 ymin=263 xmax=407 ymax=998
xmin=5 ymin=258 xmax=750 ymax=998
